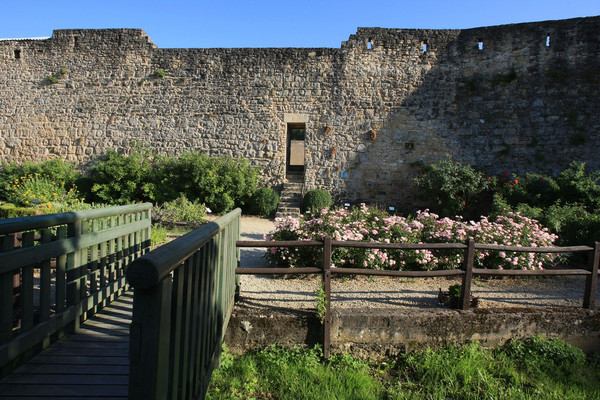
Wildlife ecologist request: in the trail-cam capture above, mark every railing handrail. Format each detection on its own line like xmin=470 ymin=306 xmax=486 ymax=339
xmin=128 ymin=208 xmax=241 ymax=400
xmin=0 ymin=203 xmax=152 ymax=235
xmin=127 ymin=208 xmax=241 ymax=290
xmin=1 ymin=204 xmax=152 ymax=376
xmin=237 ymin=239 xmax=594 ymax=253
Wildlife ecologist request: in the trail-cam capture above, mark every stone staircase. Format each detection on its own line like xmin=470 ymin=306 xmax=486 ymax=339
xmin=275 ymin=181 xmax=303 ymax=219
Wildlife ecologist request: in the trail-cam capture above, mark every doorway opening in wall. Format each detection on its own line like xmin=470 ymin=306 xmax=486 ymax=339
xmin=286 ymin=123 xmax=305 ymax=182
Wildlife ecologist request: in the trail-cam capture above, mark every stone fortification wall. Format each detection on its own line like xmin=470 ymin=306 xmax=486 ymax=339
xmin=0 ymin=17 xmax=598 ymax=207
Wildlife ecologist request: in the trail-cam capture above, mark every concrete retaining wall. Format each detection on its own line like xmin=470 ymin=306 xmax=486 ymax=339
xmin=224 ymin=306 xmax=600 ymax=356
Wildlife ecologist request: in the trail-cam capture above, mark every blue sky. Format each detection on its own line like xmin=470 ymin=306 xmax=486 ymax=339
xmin=1 ymin=0 xmax=598 ymax=48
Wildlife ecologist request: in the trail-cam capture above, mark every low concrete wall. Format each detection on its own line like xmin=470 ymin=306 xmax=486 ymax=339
xmin=224 ymin=306 xmax=600 ymax=356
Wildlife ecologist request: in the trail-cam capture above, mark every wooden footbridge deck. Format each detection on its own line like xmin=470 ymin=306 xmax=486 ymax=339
xmin=0 ymin=292 xmax=132 ymax=399
xmin=0 ymin=205 xmax=241 ymax=400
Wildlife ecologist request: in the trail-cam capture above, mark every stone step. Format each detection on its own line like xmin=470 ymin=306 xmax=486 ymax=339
xmin=282 ymin=185 xmax=303 ymax=193
xmin=279 ymin=192 xmax=302 ymax=202
xmin=277 ymin=182 xmax=303 ymax=219
xmin=275 ymin=211 xmax=301 ymax=219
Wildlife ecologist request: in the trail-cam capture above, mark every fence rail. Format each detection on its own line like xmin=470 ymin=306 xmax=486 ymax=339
xmin=0 ymin=203 xmax=152 ymax=375
xmin=236 ymin=238 xmax=600 ymax=357
xmin=127 ymin=208 xmax=241 ymax=400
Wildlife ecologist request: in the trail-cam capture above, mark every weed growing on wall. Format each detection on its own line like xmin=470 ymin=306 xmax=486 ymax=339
xmin=314 ymin=282 xmax=327 ymax=324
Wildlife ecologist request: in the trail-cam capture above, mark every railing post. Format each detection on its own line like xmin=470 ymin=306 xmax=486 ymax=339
xmin=129 ymin=277 xmax=173 ymax=400
xmin=583 ymin=241 xmax=599 ymax=309
xmin=0 ymin=235 xmax=15 ymax=346
xmin=461 ymin=238 xmax=475 ymax=310
xmin=66 ymin=221 xmax=82 ymax=332
xmin=322 ymin=236 xmax=332 ymax=359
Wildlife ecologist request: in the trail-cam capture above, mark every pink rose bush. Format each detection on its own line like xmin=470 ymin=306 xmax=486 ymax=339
xmin=265 ymin=204 xmax=560 ymax=271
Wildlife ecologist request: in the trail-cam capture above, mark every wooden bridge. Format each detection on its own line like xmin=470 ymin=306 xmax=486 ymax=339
xmin=0 ymin=205 xmax=241 ymax=399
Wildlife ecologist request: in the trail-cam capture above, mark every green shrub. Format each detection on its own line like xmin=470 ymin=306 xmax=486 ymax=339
xmin=151 ymin=151 xmax=259 ymax=213
xmin=89 ymin=147 xmax=154 ymax=205
xmin=414 ymin=158 xmax=493 ymax=219
xmin=499 ymin=336 xmax=586 ymax=380
xmin=301 ymin=189 xmax=332 ymax=214
xmin=545 ymin=203 xmax=600 ymax=245
xmin=153 ymin=196 xmax=207 ymax=224
xmin=0 ymin=159 xmax=82 ymax=201
xmin=555 ymin=162 xmax=600 ymax=211
xmin=4 ymin=173 xmax=80 ymax=208
xmin=247 ymin=187 xmax=279 ymax=217
xmin=0 ymin=203 xmax=38 ymax=218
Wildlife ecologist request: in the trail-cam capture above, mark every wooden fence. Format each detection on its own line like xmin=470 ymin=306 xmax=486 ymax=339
xmin=0 ymin=203 xmax=152 ymax=375
xmin=127 ymin=208 xmax=241 ymax=400
xmin=236 ymin=238 xmax=600 ymax=357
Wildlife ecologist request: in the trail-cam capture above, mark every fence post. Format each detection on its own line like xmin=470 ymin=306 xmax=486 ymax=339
xmin=583 ymin=241 xmax=599 ymax=309
xmin=461 ymin=238 xmax=475 ymax=310
xmin=322 ymin=236 xmax=332 ymax=359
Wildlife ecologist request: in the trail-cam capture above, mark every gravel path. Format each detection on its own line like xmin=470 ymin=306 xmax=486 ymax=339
xmin=236 ymin=216 xmax=597 ymax=312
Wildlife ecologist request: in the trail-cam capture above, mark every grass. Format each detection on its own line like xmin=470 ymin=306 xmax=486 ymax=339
xmin=150 ymin=224 xmax=194 ymax=248
xmin=207 ymin=337 xmax=600 ymax=399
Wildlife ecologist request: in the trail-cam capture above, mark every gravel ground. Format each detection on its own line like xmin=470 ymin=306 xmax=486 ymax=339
xmin=236 ymin=216 xmax=597 ymax=312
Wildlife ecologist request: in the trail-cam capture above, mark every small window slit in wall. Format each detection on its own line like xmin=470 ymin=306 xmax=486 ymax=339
xmin=74 ymin=36 xmax=79 ymax=48
xmin=546 ymin=35 xmax=550 ymax=47
xmin=478 ymin=40 xmax=484 ymax=51
xmin=14 ymin=49 xmax=21 ymax=59
xmin=367 ymin=39 xmax=373 ymax=50
xmin=422 ymin=41 xmax=428 ymax=53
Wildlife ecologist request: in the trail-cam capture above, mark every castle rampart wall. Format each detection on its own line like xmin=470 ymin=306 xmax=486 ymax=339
xmin=1 ymin=17 xmax=598 ymax=207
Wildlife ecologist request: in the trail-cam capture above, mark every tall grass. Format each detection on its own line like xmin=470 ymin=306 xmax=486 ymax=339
xmin=207 ymin=337 xmax=600 ymax=399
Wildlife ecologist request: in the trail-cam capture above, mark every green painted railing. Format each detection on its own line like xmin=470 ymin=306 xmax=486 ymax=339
xmin=0 ymin=203 xmax=152 ymax=374
xmin=127 ymin=208 xmax=241 ymax=400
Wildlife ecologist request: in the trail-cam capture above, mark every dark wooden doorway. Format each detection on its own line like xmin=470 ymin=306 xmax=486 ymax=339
xmin=286 ymin=123 xmax=305 ymax=181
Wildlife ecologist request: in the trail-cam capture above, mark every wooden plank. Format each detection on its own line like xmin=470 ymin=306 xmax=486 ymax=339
xmin=1 ymin=373 xmax=128 ymax=385
xmin=236 ymin=240 xmax=321 ymax=248
xmin=236 ymin=267 xmax=322 ymax=274
xmin=34 ymin=347 xmax=127 ymax=357
xmin=473 ymin=268 xmax=590 ymax=276
xmin=4 ymin=363 xmax=128 ymax=375
xmin=0 ymin=396 xmax=125 ymax=400
xmin=27 ymin=355 xmax=129 ymax=365
xmin=474 ymin=243 xmax=592 ymax=253
xmin=52 ymin=340 xmax=129 ymax=350
xmin=60 ymin=334 xmax=129 ymax=343
xmin=0 ymin=383 xmax=127 ymax=397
